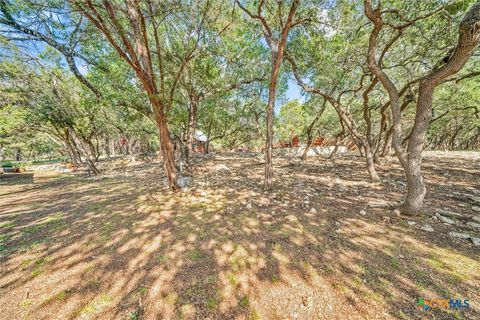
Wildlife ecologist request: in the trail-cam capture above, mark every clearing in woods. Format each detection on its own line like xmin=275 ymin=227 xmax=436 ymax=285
xmin=0 ymin=152 xmax=479 ymax=319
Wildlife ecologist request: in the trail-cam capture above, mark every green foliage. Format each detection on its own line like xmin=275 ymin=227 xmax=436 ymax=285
xmin=239 ymin=295 xmax=249 ymax=308
xmin=0 ymin=0 xmax=478 ymax=161
xmin=276 ymin=99 xmax=309 ymax=141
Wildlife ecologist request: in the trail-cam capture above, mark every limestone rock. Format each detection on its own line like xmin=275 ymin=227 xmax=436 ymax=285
xmin=367 ymin=201 xmax=389 ymax=208
xmin=214 ymin=164 xmax=230 ymax=171
xmin=470 ymin=238 xmax=480 ymax=246
xmin=177 ymin=176 xmax=190 ymax=188
xmin=435 ymin=213 xmax=455 ymax=225
xmin=420 ymin=224 xmax=434 ymax=232
xmin=436 ymin=209 xmax=462 ymax=217
xmin=449 ymin=232 xmax=470 ymax=239
xmin=467 ymin=222 xmax=480 ymax=230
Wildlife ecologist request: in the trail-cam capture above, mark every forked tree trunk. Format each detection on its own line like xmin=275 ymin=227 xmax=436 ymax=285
xmin=365 ymin=0 xmax=480 ymax=215
xmin=288 ymin=51 xmax=382 ymax=182
xmin=68 ymin=127 xmax=100 ymax=175
xmin=73 ymin=0 xmax=180 ymax=190
xmin=301 ymin=101 xmax=326 ymax=160
xmin=300 ymin=127 xmax=316 ymax=160
xmin=65 ymin=140 xmax=81 ymax=165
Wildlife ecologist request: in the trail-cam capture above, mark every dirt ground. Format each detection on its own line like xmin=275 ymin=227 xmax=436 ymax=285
xmin=0 ymin=152 xmax=479 ymax=320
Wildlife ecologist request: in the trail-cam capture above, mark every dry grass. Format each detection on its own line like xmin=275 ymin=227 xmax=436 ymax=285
xmin=0 ymin=152 xmax=479 ymax=319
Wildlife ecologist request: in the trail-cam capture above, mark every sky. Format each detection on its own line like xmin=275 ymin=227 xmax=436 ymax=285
xmin=272 ymin=78 xmax=305 ymax=114
xmin=286 ymin=78 xmax=303 ymax=102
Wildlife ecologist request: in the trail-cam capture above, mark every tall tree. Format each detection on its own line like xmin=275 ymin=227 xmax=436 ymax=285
xmin=70 ymin=0 xmax=225 ymax=189
xmin=236 ymin=0 xmax=302 ymax=190
xmin=365 ymin=0 xmax=480 ymax=215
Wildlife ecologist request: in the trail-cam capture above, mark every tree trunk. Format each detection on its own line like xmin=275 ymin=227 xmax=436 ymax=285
xmin=68 ymin=128 xmax=100 ymax=175
xmin=380 ymin=128 xmax=393 ymax=157
xmin=65 ymin=130 xmax=83 ymax=166
xmin=185 ymin=96 xmax=198 ymax=164
xmin=86 ymin=157 xmax=101 ymax=175
xmin=364 ymin=143 xmax=380 ymax=182
xmin=205 ymin=118 xmax=213 ymax=154
xmin=300 ymin=131 xmax=314 ymax=160
xmin=362 ymin=79 xmax=380 ymax=182
xmin=66 ymin=141 xmax=81 ymax=165
xmin=65 ymin=150 xmax=75 ymax=164
xmin=328 ymin=124 xmax=346 ymax=159
xmin=105 ymin=135 xmax=111 ymax=159
xmin=400 ymin=1 xmax=480 ymax=215
xmin=400 ymin=84 xmax=433 ymax=214
xmin=225 ymin=0 xmax=300 ymax=190
xmin=152 ymin=101 xmax=178 ymax=191
xmin=87 ymin=140 xmax=99 ymax=162
xmin=186 ymin=96 xmax=198 ymax=161
xmin=301 ymin=101 xmax=326 ymax=160
xmin=264 ymin=52 xmax=282 ymax=191
xmin=449 ymin=127 xmax=462 ymax=150
xmin=110 ymin=138 xmax=116 ymax=157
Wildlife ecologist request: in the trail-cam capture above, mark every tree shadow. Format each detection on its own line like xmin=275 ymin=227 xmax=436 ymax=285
xmin=0 ymin=154 xmax=478 ymax=319
xmin=0 ymin=173 xmax=34 ymax=186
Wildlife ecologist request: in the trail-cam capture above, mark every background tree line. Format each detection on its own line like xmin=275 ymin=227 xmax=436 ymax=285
xmin=1 ymin=0 xmax=479 ymax=215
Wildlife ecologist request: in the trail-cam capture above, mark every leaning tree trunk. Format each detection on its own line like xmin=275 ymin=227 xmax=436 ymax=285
xmin=69 ymin=128 xmax=100 ymax=175
xmin=65 ymin=139 xmax=81 ymax=166
xmin=401 ymin=1 xmax=480 ymax=215
xmin=87 ymin=140 xmax=99 ymax=162
xmin=301 ymin=101 xmax=326 ymax=160
xmin=364 ymin=0 xmax=480 ymax=215
xmin=65 ymin=129 xmax=83 ymax=166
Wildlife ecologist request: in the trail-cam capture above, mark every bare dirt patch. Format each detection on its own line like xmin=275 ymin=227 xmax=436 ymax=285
xmin=0 ymin=153 xmax=479 ymax=319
